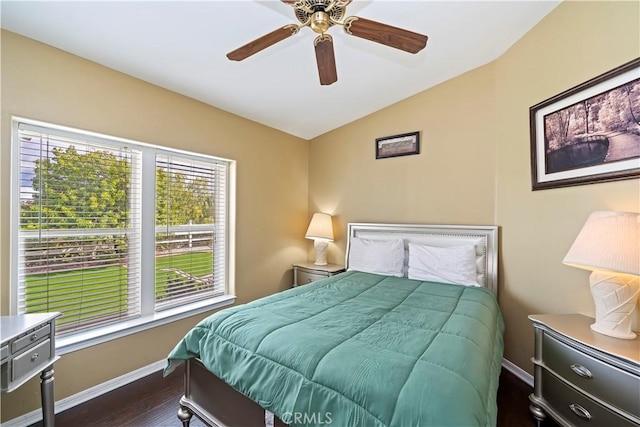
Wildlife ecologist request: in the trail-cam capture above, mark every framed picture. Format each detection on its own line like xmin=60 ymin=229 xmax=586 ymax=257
xmin=375 ymin=131 xmax=420 ymax=159
xmin=530 ymin=57 xmax=640 ymax=190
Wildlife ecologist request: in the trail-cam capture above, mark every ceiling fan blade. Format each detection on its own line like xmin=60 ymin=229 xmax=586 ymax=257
xmin=314 ymin=34 xmax=338 ymax=86
xmin=344 ymin=17 xmax=428 ymax=54
xmin=227 ymin=25 xmax=299 ymax=61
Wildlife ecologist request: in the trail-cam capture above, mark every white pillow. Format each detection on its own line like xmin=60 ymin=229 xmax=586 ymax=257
xmin=407 ymin=243 xmax=479 ymax=286
xmin=348 ymin=237 xmax=404 ymax=277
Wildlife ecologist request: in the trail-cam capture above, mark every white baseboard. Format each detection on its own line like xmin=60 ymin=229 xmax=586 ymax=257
xmin=2 ymin=360 xmax=166 ymax=427
xmin=502 ymin=358 xmax=534 ymax=387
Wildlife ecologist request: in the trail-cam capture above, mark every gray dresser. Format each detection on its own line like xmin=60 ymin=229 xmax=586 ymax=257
xmin=529 ymin=314 xmax=640 ymax=427
xmin=292 ymin=262 xmax=345 ymax=287
xmin=1 ymin=312 xmax=61 ymax=427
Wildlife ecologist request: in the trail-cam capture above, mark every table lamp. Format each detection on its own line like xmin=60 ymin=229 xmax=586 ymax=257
xmin=562 ymin=210 xmax=640 ymax=339
xmin=305 ymin=213 xmax=334 ymax=265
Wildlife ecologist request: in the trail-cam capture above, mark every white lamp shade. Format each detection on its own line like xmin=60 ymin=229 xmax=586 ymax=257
xmin=563 ymin=211 xmax=640 ymax=275
xmin=305 ymin=213 xmax=334 ymax=241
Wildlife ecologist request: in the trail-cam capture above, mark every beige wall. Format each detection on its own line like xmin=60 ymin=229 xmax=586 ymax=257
xmin=494 ymin=0 xmax=639 ymax=373
xmin=309 ymin=61 xmax=498 ymax=258
xmin=309 ymin=0 xmax=639 ymax=374
xmin=0 ymin=30 xmax=309 ymax=420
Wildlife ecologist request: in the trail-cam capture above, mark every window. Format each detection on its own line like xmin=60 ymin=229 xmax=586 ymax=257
xmin=11 ymin=118 xmax=234 ymax=349
xmin=154 ymin=154 xmax=227 ymax=309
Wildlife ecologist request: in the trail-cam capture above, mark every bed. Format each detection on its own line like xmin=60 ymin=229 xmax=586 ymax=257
xmin=165 ymin=223 xmax=504 ymax=427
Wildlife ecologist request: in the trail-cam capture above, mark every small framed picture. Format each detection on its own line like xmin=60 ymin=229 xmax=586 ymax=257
xmin=375 ymin=131 xmax=420 ymax=159
xmin=530 ymin=58 xmax=640 ymax=190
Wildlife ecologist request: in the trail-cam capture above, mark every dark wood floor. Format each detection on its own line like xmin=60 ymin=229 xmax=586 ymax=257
xmin=29 ymin=366 xmax=558 ymax=427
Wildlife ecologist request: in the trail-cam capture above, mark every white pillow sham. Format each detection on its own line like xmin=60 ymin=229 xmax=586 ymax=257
xmin=407 ymin=242 xmax=479 ymax=286
xmin=348 ymin=237 xmax=404 ymax=277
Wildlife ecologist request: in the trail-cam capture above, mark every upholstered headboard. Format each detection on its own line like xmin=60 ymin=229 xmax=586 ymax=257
xmin=345 ymin=223 xmax=499 ymax=295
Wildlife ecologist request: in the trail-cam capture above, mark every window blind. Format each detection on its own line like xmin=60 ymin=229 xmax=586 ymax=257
xmin=13 ymin=119 xmax=232 ymax=340
xmin=154 ymin=154 xmax=227 ymax=309
xmin=17 ymin=123 xmax=142 ymax=334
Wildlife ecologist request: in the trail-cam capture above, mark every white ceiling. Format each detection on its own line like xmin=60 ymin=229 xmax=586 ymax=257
xmin=1 ymin=0 xmax=560 ymax=140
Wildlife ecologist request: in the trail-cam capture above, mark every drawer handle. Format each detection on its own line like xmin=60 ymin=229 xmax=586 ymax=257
xmin=30 ymin=333 xmax=38 ymax=341
xmin=569 ymin=403 xmax=592 ymax=420
xmin=570 ymin=363 xmax=593 ymax=379
xmin=31 ymin=353 xmax=39 ymax=362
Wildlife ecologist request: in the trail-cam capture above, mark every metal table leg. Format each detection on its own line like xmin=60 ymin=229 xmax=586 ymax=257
xmin=40 ymin=366 xmax=55 ymax=427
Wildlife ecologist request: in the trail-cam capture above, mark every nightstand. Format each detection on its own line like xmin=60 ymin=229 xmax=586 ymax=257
xmin=1 ymin=312 xmax=61 ymax=427
xmin=529 ymin=314 xmax=640 ymax=427
xmin=292 ymin=262 xmax=345 ymax=287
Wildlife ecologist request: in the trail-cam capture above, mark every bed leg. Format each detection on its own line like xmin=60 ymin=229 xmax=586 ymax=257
xmin=528 ymin=399 xmax=546 ymax=427
xmin=177 ymin=402 xmax=193 ymax=427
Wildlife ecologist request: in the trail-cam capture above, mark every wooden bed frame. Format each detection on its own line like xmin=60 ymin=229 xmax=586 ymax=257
xmin=176 ymin=223 xmax=499 ymax=427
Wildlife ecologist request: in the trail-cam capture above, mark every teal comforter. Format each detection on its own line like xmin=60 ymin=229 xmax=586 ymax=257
xmin=165 ymin=271 xmax=505 ymax=426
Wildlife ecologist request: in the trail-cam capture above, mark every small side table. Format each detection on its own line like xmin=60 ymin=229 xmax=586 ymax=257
xmin=292 ymin=262 xmax=345 ymax=287
xmin=1 ymin=312 xmax=61 ymax=427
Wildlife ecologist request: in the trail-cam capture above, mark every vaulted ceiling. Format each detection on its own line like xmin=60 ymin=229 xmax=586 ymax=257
xmin=1 ymin=1 xmax=560 ymax=139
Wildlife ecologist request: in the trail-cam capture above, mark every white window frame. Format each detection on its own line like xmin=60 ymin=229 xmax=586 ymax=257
xmin=10 ymin=117 xmax=236 ymax=355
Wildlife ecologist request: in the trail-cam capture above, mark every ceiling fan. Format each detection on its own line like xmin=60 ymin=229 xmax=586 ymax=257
xmin=226 ymin=0 xmax=428 ymax=86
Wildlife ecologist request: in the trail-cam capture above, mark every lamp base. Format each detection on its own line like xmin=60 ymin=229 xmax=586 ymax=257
xmin=313 ymin=239 xmax=329 ymax=266
xmin=590 ymin=323 xmax=636 ymax=340
xmin=589 ymin=271 xmax=639 ymax=340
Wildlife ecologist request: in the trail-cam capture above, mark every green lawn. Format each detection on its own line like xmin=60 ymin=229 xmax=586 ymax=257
xmin=25 ymin=251 xmax=213 ymax=330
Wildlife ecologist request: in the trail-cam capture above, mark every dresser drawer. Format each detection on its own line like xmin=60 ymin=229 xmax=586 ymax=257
xmin=11 ymin=323 xmax=50 ymax=354
xmin=296 ymin=270 xmax=327 ymax=285
xmin=543 ymin=333 xmax=640 ymax=418
xmin=542 ymin=370 xmax=637 ymax=427
xmin=12 ymin=339 xmax=51 ymax=382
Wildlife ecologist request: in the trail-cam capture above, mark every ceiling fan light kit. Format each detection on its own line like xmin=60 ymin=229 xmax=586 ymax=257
xmin=226 ymin=0 xmax=428 ymax=86
xmin=310 ymin=11 xmax=331 ymax=33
